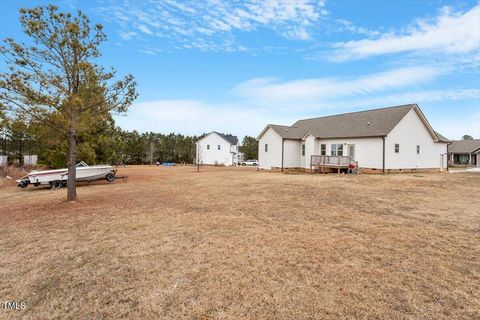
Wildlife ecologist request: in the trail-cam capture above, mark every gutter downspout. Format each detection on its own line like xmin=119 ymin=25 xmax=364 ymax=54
xmin=281 ymin=138 xmax=285 ymax=172
xmin=382 ymin=137 xmax=386 ymax=174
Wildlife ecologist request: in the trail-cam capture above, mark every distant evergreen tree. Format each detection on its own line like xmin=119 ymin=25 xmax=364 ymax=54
xmin=240 ymin=136 xmax=258 ymax=160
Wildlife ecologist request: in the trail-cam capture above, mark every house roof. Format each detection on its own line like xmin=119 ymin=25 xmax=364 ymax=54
xmin=448 ymin=139 xmax=480 ymax=154
xmin=268 ymin=125 xmax=308 ymax=139
xmin=292 ymin=104 xmax=416 ymax=139
xmin=213 ymin=131 xmax=238 ymax=145
xmin=434 ymin=131 xmax=451 ymax=143
xmin=260 ymin=104 xmax=449 ymax=142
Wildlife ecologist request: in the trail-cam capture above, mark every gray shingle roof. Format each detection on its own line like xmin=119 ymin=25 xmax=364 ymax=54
xmin=434 ymin=131 xmax=451 ymax=143
xmin=292 ymin=104 xmax=415 ymax=139
xmin=214 ymin=132 xmax=238 ymax=145
xmin=265 ymin=104 xmax=448 ymax=142
xmin=448 ymin=139 xmax=480 ymax=154
xmin=268 ymin=125 xmax=307 ymax=139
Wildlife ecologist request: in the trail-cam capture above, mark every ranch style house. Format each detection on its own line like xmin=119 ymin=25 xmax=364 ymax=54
xmin=257 ymin=104 xmax=450 ymax=173
xmin=448 ymin=139 xmax=480 ymax=167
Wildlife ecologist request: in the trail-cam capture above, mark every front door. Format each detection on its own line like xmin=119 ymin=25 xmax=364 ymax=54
xmin=348 ymin=144 xmax=355 ymax=159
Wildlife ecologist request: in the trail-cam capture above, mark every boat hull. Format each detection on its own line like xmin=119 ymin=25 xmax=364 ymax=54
xmin=18 ymin=166 xmax=115 ymax=186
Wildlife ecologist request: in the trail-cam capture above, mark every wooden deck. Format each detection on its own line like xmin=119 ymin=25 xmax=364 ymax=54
xmin=310 ymin=155 xmax=358 ymax=174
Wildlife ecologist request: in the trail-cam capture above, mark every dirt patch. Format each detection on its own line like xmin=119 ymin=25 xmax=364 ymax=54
xmin=0 ymin=166 xmax=479 ymax=319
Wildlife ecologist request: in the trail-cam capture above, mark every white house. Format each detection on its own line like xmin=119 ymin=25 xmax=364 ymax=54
xmin=196 ymin=131 xmax=240 ymax=166
xmin=257 ymin=104 xmax=450 ymax=173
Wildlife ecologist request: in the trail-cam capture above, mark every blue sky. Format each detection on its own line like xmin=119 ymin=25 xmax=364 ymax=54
xmin=1 ymin=0 xmax=479 ymax=139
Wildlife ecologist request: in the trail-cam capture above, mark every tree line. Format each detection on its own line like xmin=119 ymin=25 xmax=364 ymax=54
xmin=0 ymin=114 xmax=258 ymax=167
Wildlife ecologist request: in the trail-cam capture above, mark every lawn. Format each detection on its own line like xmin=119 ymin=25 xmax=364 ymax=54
xmin=0 ymin=166 xmax=479 ymax=319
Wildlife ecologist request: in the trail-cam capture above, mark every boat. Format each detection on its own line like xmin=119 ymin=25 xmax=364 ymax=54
xmin=16 ymin=161 xmax=116 ymax=188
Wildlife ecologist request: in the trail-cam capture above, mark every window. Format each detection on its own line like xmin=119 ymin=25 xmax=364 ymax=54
xmin=301 ymin=144 xmax=305 ymax=156
xmin=320 ymin=144 xmax=326 ymax=155
xmin=264 ymin=144 xmax=268 ymax=152
xmin=207 ymin=144 xmax=210 ymax=150
xmin=395 ymin=144 xmax=400 ymax=153
xmin=417 ymin=145 xmax=420 ymax=154
xmin=331 ymin=144 xmax=343 ymax=156
xmin=217 ymin=145 xmax=221 ymax=150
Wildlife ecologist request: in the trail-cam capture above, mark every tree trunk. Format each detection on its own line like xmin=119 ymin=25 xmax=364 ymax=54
xmin=68 ymin=51 xmax=79 ymax=201
xmin=67 ymin=125 xmax=77 ymax=201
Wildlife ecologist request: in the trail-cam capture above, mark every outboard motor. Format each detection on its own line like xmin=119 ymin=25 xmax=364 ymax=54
xmin=17 ymin=177 xmax=30 ymax=188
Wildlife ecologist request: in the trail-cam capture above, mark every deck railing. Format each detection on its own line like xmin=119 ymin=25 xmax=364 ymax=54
xmin=310 ymin=155 xmax=358 ymax=173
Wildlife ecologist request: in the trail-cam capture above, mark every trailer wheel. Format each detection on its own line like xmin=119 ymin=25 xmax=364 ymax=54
xmin=106 ymin=172 xmax=116 ymax=182
xmin=52 ymin=180 xmax=63 ymax=189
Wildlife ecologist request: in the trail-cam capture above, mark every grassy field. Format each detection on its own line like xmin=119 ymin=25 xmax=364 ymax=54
xmin=0 ymin=166 xmax=479 ymax=319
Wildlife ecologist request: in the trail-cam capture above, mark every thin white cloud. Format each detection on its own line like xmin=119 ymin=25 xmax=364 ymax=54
xmin=335 ymin=19 xmax=380 ymax=37
xmin=100 ymin=0 xmax=328 ymax=52
xmin=118 ymin=31 xmax=139 ymax=40
xmin=329 ymin=4 xmax=480 ymax=62
xmin=232 ymin=66 xmax=444 ymax=105
xmin=137 ymin=24 xmax=153 ymax=35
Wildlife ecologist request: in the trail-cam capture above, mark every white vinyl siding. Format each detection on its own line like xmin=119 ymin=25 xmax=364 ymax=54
xmin=196 ymin=133 xmax=235 ymax=166
xmin=284 ymin=140 xmax=301 ymax=168
xmin=385 ymin=109 xmax=448 ymax=169
xmin=314 ymin=138 xmax=383 ymax=169
xmin=258 ymin=127 xmax=282 ymax=169
xmin=303 ymin=135 xmax=317 ymax=169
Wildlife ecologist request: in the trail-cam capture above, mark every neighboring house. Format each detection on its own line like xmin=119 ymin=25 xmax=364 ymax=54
xmin=196 ymin=132 xmax=240 ymax=166
xmin=0 ymin=155 xmax=7 ymax=166
xmin=257 ymin=104 xmax=450 ymax=173
xmin=448 ymin=139 xmax=480 ymax=167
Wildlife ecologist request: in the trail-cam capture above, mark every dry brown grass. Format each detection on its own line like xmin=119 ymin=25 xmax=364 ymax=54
xmin=0 ymin=166 xmax=479 ymax=319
